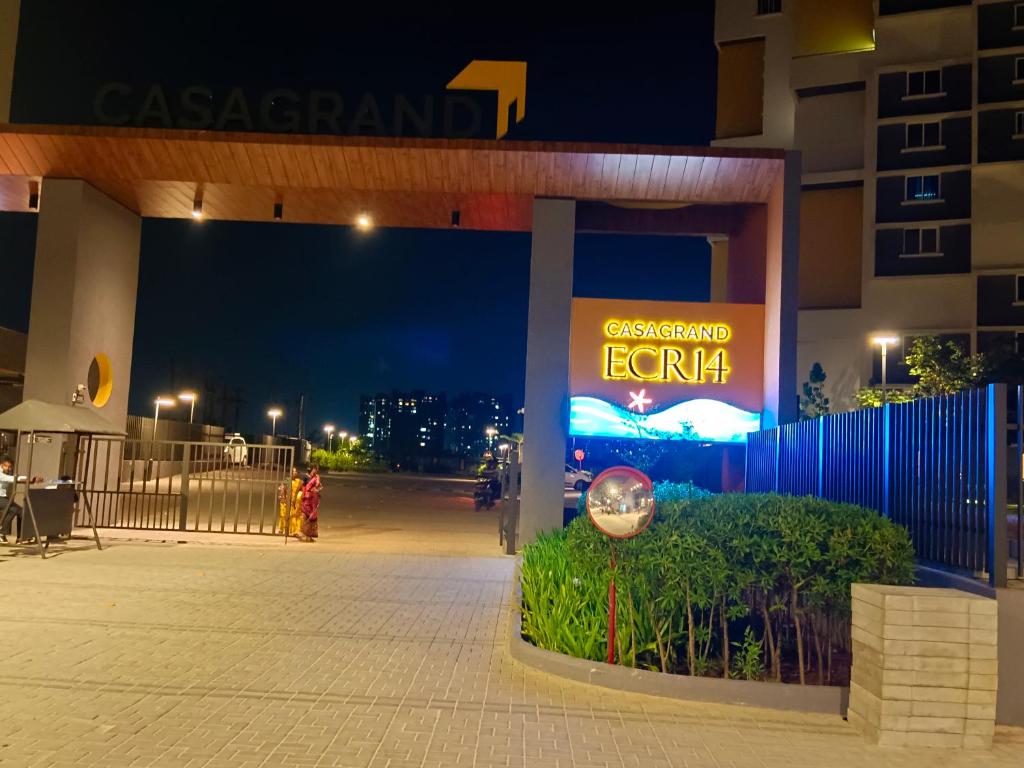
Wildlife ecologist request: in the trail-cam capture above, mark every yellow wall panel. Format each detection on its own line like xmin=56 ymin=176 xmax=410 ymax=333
xmin=0 ymin=0 xmax=20 ymax=123
xmin=715 ymin=38 xmax=765 ymax=140
xmin=799 ymin=186 xmax=862 ymax=310
xmin=794 ymin=0 xmax=875 ymax=57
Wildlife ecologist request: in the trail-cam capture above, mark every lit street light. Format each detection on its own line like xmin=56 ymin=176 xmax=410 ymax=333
xmin=349 ymin=435 xmax=358 ymax=448
xmin=267 ymin=408 xmax=283 ymax=437
xmin=339 ymin=430 xmax=348 ymax=450
xmin=871 ymin=336 xmax=899 ymax=405
xmin=153 ymin=396 xmax=175 ymax=441
xmin=178 ymin=391 xmax=197 ymax=424
xmin=324 ymin=424 xmax=335 ymax=451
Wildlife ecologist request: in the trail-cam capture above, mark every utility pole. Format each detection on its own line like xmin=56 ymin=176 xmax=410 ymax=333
xmin=232 ymin=386 xmax=244 ymax=432
xmin=203 ymin=380 xmax=217 ymax=426
xmin=297 ymin=394 xmax=306 ymax=442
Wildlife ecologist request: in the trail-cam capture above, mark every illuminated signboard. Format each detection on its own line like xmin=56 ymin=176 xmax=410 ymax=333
xmin=569 ymin=298 xmax=765 ymax=443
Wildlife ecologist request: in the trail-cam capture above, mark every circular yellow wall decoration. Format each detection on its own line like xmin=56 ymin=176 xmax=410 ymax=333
xmin=88 ymin=353 xmax=113 ymax=408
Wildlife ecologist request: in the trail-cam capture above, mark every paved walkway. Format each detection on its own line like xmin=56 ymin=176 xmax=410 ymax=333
xmin=1 ymin=539 xmax=1022 ymax=768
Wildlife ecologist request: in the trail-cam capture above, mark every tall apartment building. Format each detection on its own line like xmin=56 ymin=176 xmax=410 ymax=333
xmin=714 ymin=0 xmax=1024 ymax=408
xmin=358 ymin=391 xmax=446 ymax=462
xmin=444 ymin=392 xmax=513 ymax=458
xmin=358 ymin=393 xmax=391 ymax=454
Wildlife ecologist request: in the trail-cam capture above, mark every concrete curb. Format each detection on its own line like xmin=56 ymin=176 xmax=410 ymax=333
xmin=507 ymin=570 xmax=849 ymax=716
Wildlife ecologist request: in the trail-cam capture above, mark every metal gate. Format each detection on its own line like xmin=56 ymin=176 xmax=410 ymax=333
xmin=75 ymin=437 xmax=294 ymax=534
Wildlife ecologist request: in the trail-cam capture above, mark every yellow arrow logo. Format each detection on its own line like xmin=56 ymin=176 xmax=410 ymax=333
xmin=447 ymin=60 xmax=527 ymax=139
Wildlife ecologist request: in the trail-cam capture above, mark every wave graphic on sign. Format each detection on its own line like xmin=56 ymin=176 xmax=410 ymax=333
xmin=569 ymin=396 xmax=761 ymax=443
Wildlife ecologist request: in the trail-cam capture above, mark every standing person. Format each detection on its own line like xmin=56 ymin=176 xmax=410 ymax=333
xmin=298 ymin=465 xmax=321 ymax=542
xmin=277 ymin=466 xmax=303 ymax=537
xmin=0 ymin=455 xmax=42 ymax=544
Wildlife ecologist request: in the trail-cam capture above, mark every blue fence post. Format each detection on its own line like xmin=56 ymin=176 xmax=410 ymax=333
xmin=986 ymin=383 xmax=1008 ymax=588
xmin=881 ymin=403 xmax=891 ymax=520
xmin=817 ymin=417 xmax=825 ymax=497
xmin=774 ymin=428 xmax=781 ymax=494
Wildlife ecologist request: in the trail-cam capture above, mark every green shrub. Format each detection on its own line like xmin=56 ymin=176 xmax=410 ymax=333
xmin=520 ymin=529 xmax=607 ymax=660
xmin=731 ymin=627 xmax=764 ymax=681
xmin=310 ymin=448 xmax=388 ymax=473
xmin=522 ymin=492 xmax=915 ymax=685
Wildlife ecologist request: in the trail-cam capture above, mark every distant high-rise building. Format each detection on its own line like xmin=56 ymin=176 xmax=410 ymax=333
xmin=358 ymin=394 xmax=391 ymax=454
xmin=358 ymin=391 xmax=446 ymax=463
xmin=444 ymin=392 xmax=513 ymax=458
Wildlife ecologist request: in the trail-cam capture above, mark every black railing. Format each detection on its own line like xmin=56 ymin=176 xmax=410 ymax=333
xmin=747 ymin=384 xmax=1016 ymax=587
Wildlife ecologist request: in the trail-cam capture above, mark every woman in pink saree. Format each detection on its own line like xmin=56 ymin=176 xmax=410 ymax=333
xmin=299 ymin=465 xmax=321 ymax=542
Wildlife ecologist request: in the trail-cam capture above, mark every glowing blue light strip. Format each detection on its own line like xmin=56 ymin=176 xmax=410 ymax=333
xmin=569 ymin=396 xmax=761 ymax=443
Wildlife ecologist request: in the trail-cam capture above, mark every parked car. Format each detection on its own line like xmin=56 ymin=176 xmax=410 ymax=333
xmin=224 ymin=434 xmax=249 ymax=466
xmin=565 ymin=464 xmax=593 ymax=491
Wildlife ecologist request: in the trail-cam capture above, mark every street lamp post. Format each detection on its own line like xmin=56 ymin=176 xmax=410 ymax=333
xmin=153 ymin=397 xmax=175 ymax=441
xmin=267 ymin=408 xmax=283 ymax=437
xmin=338 ymin=431 xmax=348 ymax=451
xmin=871 ymin=336 xmax=899 ymax=405
xmin=324 ymin=424 xmax=335 ymax=451
xmin=178 ymin=392 xmax=197 ymax=424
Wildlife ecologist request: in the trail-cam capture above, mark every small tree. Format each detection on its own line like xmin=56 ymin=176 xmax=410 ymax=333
xmin=856 ymin=335 xmax=988 ymax=407
xmin=799 ymin=362 xmax=830 ymax=420
xmin=906 ymin=335 xmax=987 ymax=397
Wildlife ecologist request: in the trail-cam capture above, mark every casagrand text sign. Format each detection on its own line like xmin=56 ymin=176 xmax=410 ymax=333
xmin=569 ymin=298 xmax=765 ymax=443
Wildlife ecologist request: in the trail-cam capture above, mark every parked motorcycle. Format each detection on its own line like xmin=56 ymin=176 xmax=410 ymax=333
xmin=473 ymin=474 xmax=500 ymax=511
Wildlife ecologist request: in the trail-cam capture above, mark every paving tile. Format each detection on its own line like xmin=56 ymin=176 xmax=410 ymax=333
xmin=0 ymin=533 xmax=1020 ymax=767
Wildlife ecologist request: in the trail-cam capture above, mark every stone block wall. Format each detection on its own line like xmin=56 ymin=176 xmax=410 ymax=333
xmin=848 ymin=583 xmax=998 ymax=748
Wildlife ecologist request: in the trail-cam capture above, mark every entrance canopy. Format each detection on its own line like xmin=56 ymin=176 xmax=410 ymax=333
xmin=0 ymin=122 xmax=799 ymax=543
xmin=0 ymin=399 xmax=125 ymax=435
xmin=0 ymin=124 xmax=784 ymax=230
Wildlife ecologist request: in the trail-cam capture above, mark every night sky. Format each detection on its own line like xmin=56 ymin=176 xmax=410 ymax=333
xmin=0 ymin=2 xmax=720 ymax=435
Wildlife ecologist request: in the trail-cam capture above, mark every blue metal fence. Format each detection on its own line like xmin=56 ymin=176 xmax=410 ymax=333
xmin=746 ymin=384 xmax=1013 ymax=587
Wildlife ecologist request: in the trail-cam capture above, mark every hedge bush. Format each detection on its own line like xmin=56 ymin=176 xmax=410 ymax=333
xmin=310 ymin=448 xmax=389 ymax=473
xmin=521 ymin=490 xmax=914 ymax=685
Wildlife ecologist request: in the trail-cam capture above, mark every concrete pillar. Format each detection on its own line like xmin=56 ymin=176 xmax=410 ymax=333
xmin=848 ymin=584 xmax=998 ymax=749
xmin=23 ymin=179 xmax=141 ymax=474
xmin=762 ymin=151 xmax=801 ymax=427
xmin=708 ymin=236 xmax=729 ymax=302
xmin=0 ymin=0 xmax=19 ymax=123
xmin=520 ymin=198 xmax=575 ymax=543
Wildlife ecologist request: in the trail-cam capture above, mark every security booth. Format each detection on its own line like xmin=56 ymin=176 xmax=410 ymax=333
xmin=0 ymin=399 xmax=122 ymax=558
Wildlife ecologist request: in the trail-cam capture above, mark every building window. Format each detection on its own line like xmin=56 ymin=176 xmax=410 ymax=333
xmin=1016 ymin=111 xmax=1024 ymax=137
xmin=1017 ymin=57 xmax=1024 ymax=82
xmin=756 ymin=0 xmax=782 ymax=14
xmin=905 ymin=174 xmax=941 ymax=202
xmin=1016 ymin=3 xmax=1024 ymax=28
xmin=901 ymin=227 xmax=940 ymax=257
xmin=906 ymin=69 xmax=942 ymax=98
xmin=905 ymin=121 xmax=941 ymax=150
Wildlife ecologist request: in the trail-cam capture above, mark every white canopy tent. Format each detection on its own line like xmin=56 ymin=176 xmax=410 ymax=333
xmin=0 ymin=399 xmax=124 ymax=558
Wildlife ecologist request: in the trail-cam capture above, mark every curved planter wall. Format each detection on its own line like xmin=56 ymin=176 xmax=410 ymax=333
xmin=508 ymin=606 xmax=849 ymax=716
